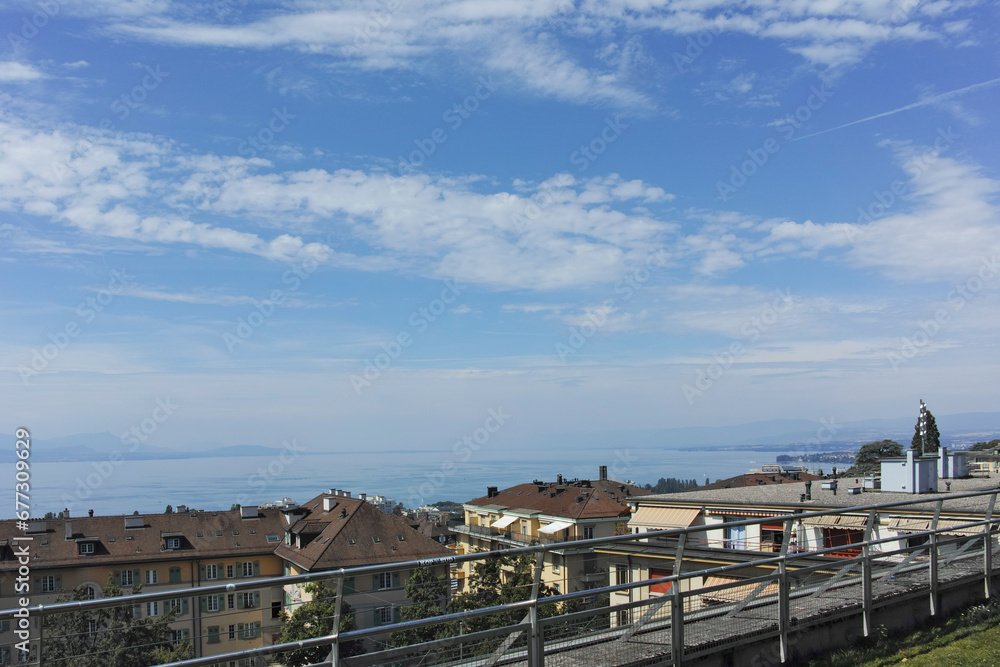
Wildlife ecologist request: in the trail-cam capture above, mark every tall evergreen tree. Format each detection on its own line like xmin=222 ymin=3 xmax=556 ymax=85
xmin=910 ymin=406 xmax=941 ymax=454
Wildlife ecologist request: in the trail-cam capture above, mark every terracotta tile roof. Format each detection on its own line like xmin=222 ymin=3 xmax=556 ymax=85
xmin=465 ymin=478 xmax=650 ymax=520
xmin=274 ymin=493 xmax=450 ymax=572
xmin=0 ymin=508 xmax=285 ymax=571
xmin=701 ymin=472 xmax=821 ymax=491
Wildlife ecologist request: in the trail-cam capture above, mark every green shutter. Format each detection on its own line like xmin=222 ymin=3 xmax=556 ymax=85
xmin=181 ymin=598 xmax=189 ymax=615
xmin=169 ymin=567 xmax=181 ymax=584
xmin=207 ymin=626 xmax=219 ymax=644
xmin=393 ymin=605 xmax=401 ymax=623
xmin=54 ymin=575 xmax=61 ymax=590
xmin=236 ymin=562 xmax=244 ymax=578
xmin=343 ymin=577 xmax=354 ymax=594
xmin=253 ymin=560 xmax=260 ymax=576
xmin=237 ymin=593 xmax=244 ymax=610
xmin=254 ymin=621 xmax=261 ymax=638
xmin=237 ymin=622 xmax=245 ymax=639
xmin=372 ymin=574 xmax=379 ymax=590
xmin=113 ymin=570 xmax=121 ymax=586
xmin=391 ymin=572 xmax=400 ymax=588
xmin=132 ymin=569 xmax=140 ymax=586
xmin=253 ymin=591 xmax=260 ymax=608
xmin=200 ymin=596 xmax=207 ymax=613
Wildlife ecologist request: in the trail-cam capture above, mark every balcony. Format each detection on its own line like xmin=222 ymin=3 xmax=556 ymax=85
xmin=578 ymin=567 xmax=608 ymax=583
xmin=452 ymin=523 xmax=589 ymax=546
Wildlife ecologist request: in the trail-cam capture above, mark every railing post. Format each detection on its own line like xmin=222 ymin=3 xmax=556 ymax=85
xmin=34 ymin=605 xmax=43 ymax=667
xmin=985 ymin=492 xmax=996 ymax=599
xmin=326 ymin=574 xmax=344 ymax=667
xmin=862 ymin=509 xmax=877 ymax=637
xmin=671 ymin=581 xmax=683 ymax=667
xmin=778 ymin=518 xmax=794 ymax=662
xmin=527 ymin=551 xmax=545 ymax=667
xmin=929 ymin=500 xmax=942 ymax=616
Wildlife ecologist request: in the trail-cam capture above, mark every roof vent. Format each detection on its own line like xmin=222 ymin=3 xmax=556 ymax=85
xmin=124 ymin=516 xmax=144 ymax=529
xmin=339 ymin=508 xmax=347 ymax=519
xmin=487 ymin=486 xmax=498 ymax=498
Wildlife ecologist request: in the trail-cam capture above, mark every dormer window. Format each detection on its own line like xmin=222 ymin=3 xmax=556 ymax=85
xmin=79 ymin=542 xmax=95 ymax=555
xmin=166 ymin=537 xmax=181 ymax=549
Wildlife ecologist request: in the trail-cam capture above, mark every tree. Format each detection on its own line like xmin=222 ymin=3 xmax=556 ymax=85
xmin=390 ymin=566 xmax=450 ymax=648
xmin=43 ymin=578 xmax=191 ymax=667
xmin=643 ymin=477 xmax=700 ymax=494
xmin=276 ymin=581 xmax=362 ymax=665
xmin=970 ymin=439 xmax=1000 ymax=452
xmin=849 ymin=440 xmax=903 ymax=475
xmin=164 ymin=505 xmax=173 ymax=514
xmin=911 ymin=407 xmax=941 ymax=454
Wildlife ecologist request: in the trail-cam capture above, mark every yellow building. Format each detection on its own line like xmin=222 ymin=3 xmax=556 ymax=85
xmin=0 ymin=506 xmax=286 ymax=664
xmin=452 ymin=467 xmax=649 ymax=601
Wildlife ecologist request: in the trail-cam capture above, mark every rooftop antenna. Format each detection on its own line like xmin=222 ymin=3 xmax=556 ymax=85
xmin=919 ymin=399 xmax=928 ymax=457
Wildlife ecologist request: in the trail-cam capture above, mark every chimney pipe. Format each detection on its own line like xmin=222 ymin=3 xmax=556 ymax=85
xmin=599 ymin=465 xmax=608 ymax=481
xmin=804 ymin=481 xmax=812 ymax=501
xmin=88 ymin=509 xmax=94 ymax=517
xmin=63 ymin=508 xmax=70 ymax=518
xmin=487 ymin=486 xmax=498 ymax=498
xmin=557 ymin=474 xmax=563 ymax=484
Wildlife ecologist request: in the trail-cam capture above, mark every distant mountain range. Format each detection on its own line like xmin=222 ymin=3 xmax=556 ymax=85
xmin=5 ymin=412 xmax=999 ymax=463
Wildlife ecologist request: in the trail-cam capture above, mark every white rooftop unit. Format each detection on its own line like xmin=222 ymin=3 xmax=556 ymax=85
xmin=938 ymin=447 xmax=968 ymax=479
xmin=880 ymin=450 xmax=938 ymax=494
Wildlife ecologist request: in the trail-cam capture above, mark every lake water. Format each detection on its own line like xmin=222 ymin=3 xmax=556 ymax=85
xmin=23 ymin=446 xmax=791 ymax=518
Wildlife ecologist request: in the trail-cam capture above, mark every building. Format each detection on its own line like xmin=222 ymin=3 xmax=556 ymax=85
xmin=700 ymin=468 xmax=820 ymax=491
xmin=273 ymin=489 xmax=452 ymax=648
xmin=452 ymin=466 xmax=650 ymax=600
xmin=598 ymin=474 xmax=999 ymax=626
xmin=0 ymin=506 xmax=287 ymax=662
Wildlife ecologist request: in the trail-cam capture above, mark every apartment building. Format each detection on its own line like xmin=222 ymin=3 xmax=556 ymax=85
xmin=273 ymin=490 xmax=452 ymax=647
xmin=452 ymin=466 xmax=650 ymax=599
xmin=0 ymin=506 xmax=286 ymax=663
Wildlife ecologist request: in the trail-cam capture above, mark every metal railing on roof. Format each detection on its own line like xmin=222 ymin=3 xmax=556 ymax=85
xmin=2 ymin=488 xmax=998 ymax=667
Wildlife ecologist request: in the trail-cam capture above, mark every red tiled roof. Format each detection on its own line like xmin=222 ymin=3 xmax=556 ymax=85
xmin=465 ymin=479 xmax=650 ymax=520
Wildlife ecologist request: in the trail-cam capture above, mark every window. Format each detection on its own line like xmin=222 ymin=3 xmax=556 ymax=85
xmin=166 ymin=537 xmax=181 ymax=549
xmin=228 ymin=625 xmax=236 ymax=640
xmin=79 ymin=542 xmax=95 ymax=554
xmin=206 ymin=564 xmax=219 ymax=580
xmin=171 ymin=629 xmax=190 ymax=645
xmin=552 ymin=583 xmax=560 ymax=593
xmin=242 ymin=592 xmax=256 ymax=608
xmin=226 ymin=564 xmax=234 ymax=579
xmin=207 ymin=596 xmax=220 ymax=612
xmin=145 ymin=570 xmax=158 ymax=585
xmin=553 ymin=556 xmax=560 ymax=573
xmin=147 ymin=601 xmax=159 ymax=617
xmin=87 ymin=619 xmax=98 ymax=635
xmin=377 ymin=572 xmax=392 ymax=590
xmin=243 ymin=623 xmax=257 ymax=639
xmin=376 ymin=606 xmax=393 ymax=625
xmin=617 ymin=609 xmax=631 ymax=626
xmin=583 ymin=526 xmax=595 ymax=540
xmin=227 ymin=593 xmax=235 ymax=609
xmin=41 ymin=576 xmax=55 ymax=593
xmin=242 ymin=562 xmax=254 ymax=577
xmin=169 ymin=598 xmax=186 ymax=615
xmin=271 ymin=601 xmax=282 ymax=619
xmin=121 ymin=570 xmax=134 ymax=586
xmin=615 ymin=565 xmax=632 ymax=586
xmin=85 ymin=586 xmax=97 ymax=600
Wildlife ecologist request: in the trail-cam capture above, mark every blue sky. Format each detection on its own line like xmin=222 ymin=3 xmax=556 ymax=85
xmin=2 ymin=0 xmax=999 ymax=456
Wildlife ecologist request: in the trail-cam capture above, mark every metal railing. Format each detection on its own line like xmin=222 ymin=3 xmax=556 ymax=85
xmin=3 ymin=488 xmax=998 ymax=667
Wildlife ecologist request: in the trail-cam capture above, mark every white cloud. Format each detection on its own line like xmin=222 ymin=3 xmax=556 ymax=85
xmin=0 ymin=62 xmax=45 ymax=82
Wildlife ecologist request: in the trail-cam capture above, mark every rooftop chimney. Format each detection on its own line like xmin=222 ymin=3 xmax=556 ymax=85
xmin=360 ymin=493 xmax=367 ymax=501
xmin=63 ymin=508 xmax=70 ymax=518
xmin=804 ymin=481 xmax=812 ymax=501
xmin=323 ymin=497 xmax=337 ymax=512
xmin=88 ymin=509 xmax=94 ymax=517
xmin=557 ymin=474 xmax=563 ymax=484
xmin=599 ymin=465 xmax=608 ymax=481
xmin=487 ymin=486 xmax=498 ymax=498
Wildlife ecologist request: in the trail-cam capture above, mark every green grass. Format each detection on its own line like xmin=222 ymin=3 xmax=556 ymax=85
xmin=803 ymin=600 xmax=1000 ymax=666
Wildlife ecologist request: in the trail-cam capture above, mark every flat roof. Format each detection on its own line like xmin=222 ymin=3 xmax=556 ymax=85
xmin=633 ymin=475 xmax=1000 ymax=515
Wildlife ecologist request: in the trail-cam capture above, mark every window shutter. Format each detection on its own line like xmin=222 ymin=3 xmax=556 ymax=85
xmin=113 ymin=570 xmax=121 ymax=586
xmin=182 ymin=598 xmax=189 ymax=615
xmin=54 ymin=575 xmax=61 ymax=590
xmin=237 ymin=593 xmax=244 ymax=610
xmin=372 ymin=574 xmax=379 ymax=590
xmin=343 ymin=577 xmax=354 ymax=594
xmin=373 ymin=609 xmax=381 ymax=627
xmin=253 ymin=592 xmax=260 ymax=608
xmin=200 ymin=565 xmax=206 ymax=580
xmin=254 ymin=621 xmax=261 ymax=638
xmin=133 ymin=604 xmax=142 ymax=618
xmin=392 ymin=572 xmax=400 ymax=589
xmin=393 ymin=606 xmax=401 ymax=623
xmin=200 ymin=596 xmax=207 ymax=613
xmin=237 ymin=622 xmax=245 ymax=639
xmin=132 ymin=569 xmax=140 ymax=586
xmin=253 ymin=560 xmax=260 ymax=576
xmin=235 ymin=562 xmax=243 ymax=578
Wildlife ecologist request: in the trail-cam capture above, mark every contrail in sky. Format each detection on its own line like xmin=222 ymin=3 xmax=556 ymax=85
xmin=795 ymin=76 xmax=1000 ymax=141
